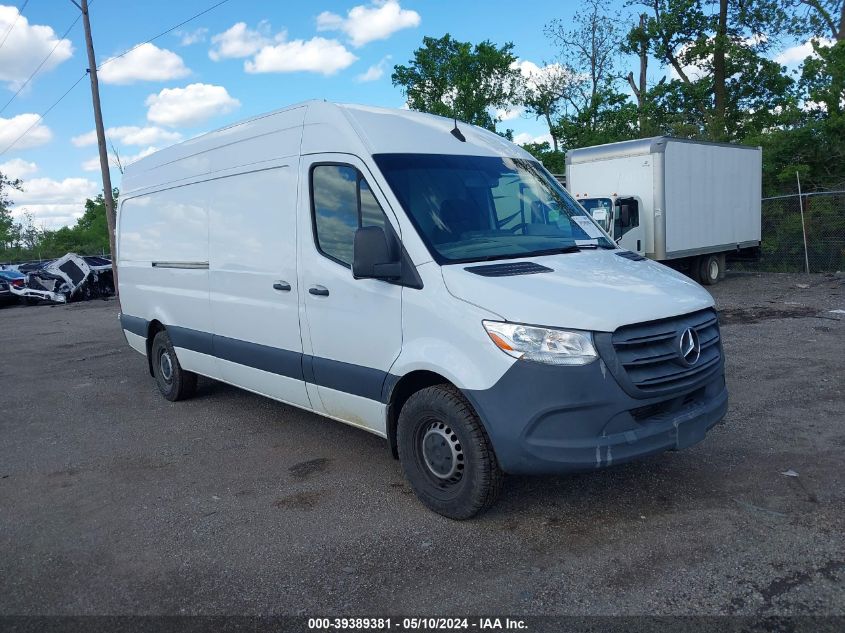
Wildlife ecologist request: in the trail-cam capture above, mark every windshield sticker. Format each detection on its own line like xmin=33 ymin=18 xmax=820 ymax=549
xmin=572 ymin=215 xmax=603 ymax=239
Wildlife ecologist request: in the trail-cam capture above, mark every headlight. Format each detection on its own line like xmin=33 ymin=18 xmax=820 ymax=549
xmin=482 ymin=320 xmax=597 ymax=366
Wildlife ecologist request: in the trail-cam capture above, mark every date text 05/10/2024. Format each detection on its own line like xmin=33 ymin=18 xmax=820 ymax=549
xmin=307 ymin=617 xmax=528 ymax=630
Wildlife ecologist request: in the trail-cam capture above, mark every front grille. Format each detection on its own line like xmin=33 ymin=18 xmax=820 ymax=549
xmin=608 ymin=309 xmax=722 ymax=396
xmin=629 ymin=386 xmax=706 ymax=422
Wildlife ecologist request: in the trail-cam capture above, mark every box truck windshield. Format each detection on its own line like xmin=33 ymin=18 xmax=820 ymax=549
xmin=373 ymin=154 xmax=613 ymax=264
xmin=578 ymin=197 xmax=613 ymax=233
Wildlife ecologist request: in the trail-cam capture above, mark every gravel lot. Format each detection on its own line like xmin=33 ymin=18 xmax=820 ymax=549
xmin=1 ymin=272 xmax=843 ymax=616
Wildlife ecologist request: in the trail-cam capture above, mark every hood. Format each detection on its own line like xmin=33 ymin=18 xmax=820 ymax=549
xmin=441 ymin=250 xmax=714 ymax=332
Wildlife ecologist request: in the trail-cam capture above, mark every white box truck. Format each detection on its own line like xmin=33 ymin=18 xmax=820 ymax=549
xmin=566 ymin=137 xmax=761 ymax=284
xmin=118 ymin=102 xmax=728 ymax=519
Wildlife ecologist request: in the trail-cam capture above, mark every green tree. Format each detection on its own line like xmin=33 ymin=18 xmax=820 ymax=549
xmin=519 ymin=141 xmax=566 ymax=173
xmin=544 ymin=0 xmax=629 ymax=147
xmin=392 ymin=34 xmax=522 ymax=131
xmin=0 ymin=170 xmax=22 ymax=253
xmin=0 ymin=184 xmax=117 ymax=262
xmin=520 ymin=62 xmax=570 ymax=151
xmin=744 ymin=1 xmax=845 ymax=193
xmin=631 ymin=0 xmax=793 ymax=140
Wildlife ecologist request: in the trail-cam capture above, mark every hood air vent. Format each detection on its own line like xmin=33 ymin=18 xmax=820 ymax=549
xmin=616 ymin=251 xmax=647 ymax=261
xmin=464 ymin=262 xmax=553 ymax=277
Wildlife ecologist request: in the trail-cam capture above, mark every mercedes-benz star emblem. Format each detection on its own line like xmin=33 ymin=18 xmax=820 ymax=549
xmin=679 ymin=327 xmax=701 ymax=366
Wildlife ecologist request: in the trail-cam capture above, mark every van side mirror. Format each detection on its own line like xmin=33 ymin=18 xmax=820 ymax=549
xmin=352 ymin=226 xmax=401 ymax=280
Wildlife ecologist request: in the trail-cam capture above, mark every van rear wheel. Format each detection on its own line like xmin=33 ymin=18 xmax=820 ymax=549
xmin=397 ymin=384 xmax=503 ymax=519
xmin=151 ymin=330 xmax=197 ymax=402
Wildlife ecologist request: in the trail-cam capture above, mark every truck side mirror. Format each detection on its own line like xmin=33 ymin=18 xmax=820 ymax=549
xmin=619 ymin=204 xmax=630 ymax=226
xmin=352 ymin=226 xmax=401 ymax=280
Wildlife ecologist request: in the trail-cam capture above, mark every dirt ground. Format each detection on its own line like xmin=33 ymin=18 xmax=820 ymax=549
xmin=0 ymin=272 xmax=843 ymax=617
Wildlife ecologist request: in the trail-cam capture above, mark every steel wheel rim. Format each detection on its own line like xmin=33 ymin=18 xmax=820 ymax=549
xmin=708 ymin=259 xmax=719 ymax=280
xmin=159 ymin=349 xmax=173 ymax=383
xmin=420 ymin=420 xmax=464 ymax=486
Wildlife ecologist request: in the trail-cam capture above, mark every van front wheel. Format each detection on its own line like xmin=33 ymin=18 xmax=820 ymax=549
xmin=151 ymin=330 xmax=197 ymax=402
xmin=397 ymin=384 xmax=503 ymax=519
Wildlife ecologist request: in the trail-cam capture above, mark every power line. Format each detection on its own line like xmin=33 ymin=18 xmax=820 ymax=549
xmin=98 ymin=0 xmax=230 ymax=70
xmin=0 ymin=0 xmax=30 ymax=51
xmin=0 ymin=7 xmax=82 ymax=115
xmin=0 ymin=71 xmax=86 ymax=156
xmin=0 ymin=0 xmax=232 ymax=156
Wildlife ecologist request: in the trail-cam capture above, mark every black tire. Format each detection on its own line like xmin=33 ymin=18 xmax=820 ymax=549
xmin=150 ymin=330 xmax=197 ymax=402
xmin=397 ymin=384 xmax=503 ymax=519
xmin=698 ymin=254 xmax=722 ymax=286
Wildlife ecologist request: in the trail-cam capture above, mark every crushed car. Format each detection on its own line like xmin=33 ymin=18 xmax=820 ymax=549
xmin=5 ymin=253 xmax=114 ymax=305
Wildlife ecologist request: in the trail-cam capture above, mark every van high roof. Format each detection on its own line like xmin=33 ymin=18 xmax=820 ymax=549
xmin=121 ymin=100 xmax=532 ymax=196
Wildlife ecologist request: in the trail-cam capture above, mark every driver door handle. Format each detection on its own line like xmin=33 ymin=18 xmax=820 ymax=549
xmin=308 ymin=285 xmax=329 ymax=297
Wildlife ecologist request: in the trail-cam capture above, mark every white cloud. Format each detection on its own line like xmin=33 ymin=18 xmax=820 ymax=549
xmin=774 ymin=38 xmax=834 ymax=66
xmin=83 ymin=146 xmax=158 ymax=172
xmin=12 ymin=175 xmax=99 ymax=229
xmin=177 ymin=27 xmax=208 ymax=46
xmin=245 ymin=37 xmax=357 ymax=75
xmin=0 ymin=5 xmax=73 ymax=90
xmin=98 ymin=43 xmax=190 ymax=85
xmin=210 ymin=20 xmax=357 ymax=75
xmin=317 ymin=0 xmax=420 ymax=47
xmin=209 ymin=21 xmax=273 ymax=60
xmin=0 ymin=158 xmax=38 ymax=179
xmin=81 ymin=156 xmax=101 ymax=172
xmin=356 ymin=55 xmax=391 ymax=82
xmin=512 ymin=59 xmax=575 ymax=89
xmin=16 ymin=176 xmax=98 ymax=204
xmin=0 ymin=113 xmax=52 ymax=150
xmin=494 ymin=106 xmax=525 ymax=122
xmin=513 ymin=132 xmax=553 ymax=146
xmin=145 ymin=83 xmax=240 ymax=127
xmin=72 ymin=126 xmax=182 ymax=148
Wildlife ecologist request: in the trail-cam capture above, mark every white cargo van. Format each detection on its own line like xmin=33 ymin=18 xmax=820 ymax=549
xmin=566 ymin=137 xmax=761 ymax=285
xmin=118 ymin=101 xmax=728 ymax=519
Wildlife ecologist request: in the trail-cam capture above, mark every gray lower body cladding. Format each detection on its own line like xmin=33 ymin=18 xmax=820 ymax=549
xmin=122 ymin=314 xmax=727 ymax=475
xmin=464 ymin=357 xmax=727 ymax=475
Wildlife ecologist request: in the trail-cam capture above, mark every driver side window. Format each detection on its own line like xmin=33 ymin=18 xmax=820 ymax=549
xmin=312 ymin=164 xmax=388 ymax=267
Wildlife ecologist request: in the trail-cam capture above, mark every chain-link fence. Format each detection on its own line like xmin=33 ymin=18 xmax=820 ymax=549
xmin=734 ymin=191 xmax=845 ymax=273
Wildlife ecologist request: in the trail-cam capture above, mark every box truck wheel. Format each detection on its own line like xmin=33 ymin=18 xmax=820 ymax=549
xmin=698 ymin=254 xmax=723 ymax=286
xmin=397 ymin=384 xmax=503 ymax=519
xmin=151 ymin=330 xmax=197 ymax=402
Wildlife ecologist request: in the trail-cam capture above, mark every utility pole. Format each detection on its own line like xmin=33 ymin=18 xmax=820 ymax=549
xmin=72 ymin=0 xmax=119 ymax=296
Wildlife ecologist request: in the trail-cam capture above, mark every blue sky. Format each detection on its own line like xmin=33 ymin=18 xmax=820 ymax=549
xmin=0 ymin=0 xmax=808 ymax=229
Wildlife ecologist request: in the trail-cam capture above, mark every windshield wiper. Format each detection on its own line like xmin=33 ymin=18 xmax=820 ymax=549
xmin=523 ymin=245 xmax=581 ymax=257
xmin=457 ymin=244 xmax=580 ymax=264
xmin=575 ymin=240 xmax=616 ymax=250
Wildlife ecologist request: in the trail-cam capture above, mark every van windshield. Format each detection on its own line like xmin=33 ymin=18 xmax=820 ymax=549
xmin=373 ymin=154 xmax=614 ymax=264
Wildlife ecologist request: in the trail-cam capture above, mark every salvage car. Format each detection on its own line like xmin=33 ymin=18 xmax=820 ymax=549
xmin=10 ymin=254 xmax=113 ymax=304
xmin=0 ymin=270 xmax=26 ymax=305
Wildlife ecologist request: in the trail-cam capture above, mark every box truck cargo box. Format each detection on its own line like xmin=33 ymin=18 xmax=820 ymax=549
xmin=566 ymin=137 xmax=761 ymax=284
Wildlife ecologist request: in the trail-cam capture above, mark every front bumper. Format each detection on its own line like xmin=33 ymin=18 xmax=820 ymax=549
xmin=464 ymin=356 xmax=727 ymax=475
